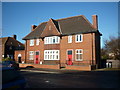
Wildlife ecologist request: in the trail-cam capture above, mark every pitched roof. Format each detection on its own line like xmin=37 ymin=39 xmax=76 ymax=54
xmin=23 ymin=15 xmax=97 ymax=40
xmin=0 ymin=37 xmax=25 ymax=47
xmin=23 ymin=22 xmax=47 ymax=40
xmin=0 ymin=37 xmax=8 ymax=46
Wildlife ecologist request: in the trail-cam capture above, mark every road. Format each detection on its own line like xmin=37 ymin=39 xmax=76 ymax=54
xmin=20 ymin=70 xmax=120 ymax=88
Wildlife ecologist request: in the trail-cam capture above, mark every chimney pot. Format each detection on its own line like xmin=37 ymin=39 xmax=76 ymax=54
xmin=13 ymin=35 xmax=17 ymax=40
xmin=92 ymin=15 xmax=98 ymax=30
xmin=31 ymin=25 xmax=37 ymax=31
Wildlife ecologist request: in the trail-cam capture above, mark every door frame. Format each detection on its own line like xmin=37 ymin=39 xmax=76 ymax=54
xmin=66 ymin=49 xmax=73 ymax=65
xmin=34 ymin=51 xmax=40 ymax=64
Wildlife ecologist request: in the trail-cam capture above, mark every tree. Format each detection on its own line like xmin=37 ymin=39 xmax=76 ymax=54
xmin=101 ymin=36 xmax=120 ymax=60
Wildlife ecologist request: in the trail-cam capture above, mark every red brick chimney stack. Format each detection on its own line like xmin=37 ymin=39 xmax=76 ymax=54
xmin=31 ymin=25 xmax=37 ymax=31
xmin=92 ymin=15 xmax=98 ymax=30
xmin=13 ymin=35 xmax=17 ymax=40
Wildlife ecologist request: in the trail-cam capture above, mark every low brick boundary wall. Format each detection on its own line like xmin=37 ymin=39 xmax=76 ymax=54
xmin=19 ymin=63 xmax=60 ymax=69
xmin=19 ymin=63 xmax=96 ymax=71
xmin=65 ymin=65 xmax=96 ymax=71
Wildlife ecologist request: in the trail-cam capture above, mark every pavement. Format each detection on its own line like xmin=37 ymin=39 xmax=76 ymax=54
xmin=20 ymin=67 xmax=82 ymax=74
xmin=19 ymin=67 xmax=120 ymax=74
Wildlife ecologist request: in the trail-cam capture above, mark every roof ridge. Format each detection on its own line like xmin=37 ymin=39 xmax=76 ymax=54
xmin=55 ymin=15 xmax=84 ymax=21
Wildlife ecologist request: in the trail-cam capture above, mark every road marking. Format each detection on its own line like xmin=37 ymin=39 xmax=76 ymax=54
xmin=20 ymin=69 xmax=60 ymax=74
xmin=45 ymin=80 xmax=50 ymax=83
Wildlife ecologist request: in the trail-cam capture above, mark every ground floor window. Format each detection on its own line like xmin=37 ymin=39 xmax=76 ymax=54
xmin=44 ymin=50 xmax=59 ymax=60
xmin=75 ymin=49 xmax=83 ymax=61
xmin=29 ymin=51 xmax=34 ymax=60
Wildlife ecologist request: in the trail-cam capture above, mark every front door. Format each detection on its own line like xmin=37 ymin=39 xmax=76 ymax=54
xmin=18 ymin=57 xmax=21 ymax=63
xmin=35 ymin=51 xmax=39 ymax=64
xmin=67 ymin=50 xmax=73 ymax=65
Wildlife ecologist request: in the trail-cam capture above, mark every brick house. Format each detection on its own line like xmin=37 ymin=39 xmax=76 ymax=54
xmin=15 ymin=15 xmax=102 ymax=70
xmin=0 ymin=35 xmax=25 ymax=61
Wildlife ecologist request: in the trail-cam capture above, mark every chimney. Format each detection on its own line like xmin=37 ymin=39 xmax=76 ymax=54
xmin=92 ymin=15 xmax=98 ymax=30
xmin=31 ymin=25 xmax=37 ymax=31
xmin=12 ymin=35 xmax=17 ymax=40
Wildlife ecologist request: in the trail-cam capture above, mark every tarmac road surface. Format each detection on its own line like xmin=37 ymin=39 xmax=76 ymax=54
xmin=20 ymin=68 xmax=120 ymax=88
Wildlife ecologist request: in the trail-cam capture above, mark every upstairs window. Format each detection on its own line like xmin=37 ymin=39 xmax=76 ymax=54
xmin=36 ymin=39 xmax=40 ymax=45
xmin=44 ymin=36 xmax=60 ymax=44
xmin=68 ymin=35 xmax=72 ymax=43
xmin=75 ymin=34 xmax=83 ymax=42
xmin=30 ymin=39 xmax=34 ymax=46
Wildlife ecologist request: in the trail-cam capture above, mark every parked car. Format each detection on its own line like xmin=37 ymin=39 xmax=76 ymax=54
xmin=2 ymin=67 xmax=26 ymax=89
xmin=2 ymin=61 xmax=19 ymax=70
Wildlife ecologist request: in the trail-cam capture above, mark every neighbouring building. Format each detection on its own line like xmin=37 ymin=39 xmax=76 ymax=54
xmin=0 ymin=35 xmax=25 ymax=61
xmin=15 ymin=15 xmax=102 ymax=70
xmin=106 ymin=60 xmax=120 ymax=68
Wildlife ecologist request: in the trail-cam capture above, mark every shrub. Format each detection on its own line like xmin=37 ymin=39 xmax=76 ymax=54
xmin=2 ymin=57 xmax=13 ymax=61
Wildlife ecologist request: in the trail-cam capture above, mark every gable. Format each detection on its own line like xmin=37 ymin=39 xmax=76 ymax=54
xmin=41 ymin=19 xmax=61 ymax=37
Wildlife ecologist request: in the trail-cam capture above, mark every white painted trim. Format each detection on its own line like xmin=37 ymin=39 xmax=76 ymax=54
xmin=68 ymin=35 xmax=72 ymax=43
xmin=75 ymin=49 xmax=83 ymax=61
xmin=44 ymin=36 xmax=60 ymax=44
xmin=66 ymin=49 xmax=74 ymax=62
xmin=29 ymin=51 xmax=34 ymax=60
xmin=30 ymin=39 xmax=34 ymax=46
xmin=75 ymin=34 xmax=83 ymax=43
xmin=44 ymin=50 xmax=60 ymax=60
xmin=36 ymin=39 xmax=40 ymax=45
xmin=18 ymin=54 xmax=22 ymax=57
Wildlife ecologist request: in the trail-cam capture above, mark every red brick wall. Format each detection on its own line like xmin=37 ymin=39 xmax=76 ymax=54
xmin=19 ymin=63 xmax=60 ymax=69
xmin=26 ymin=39 xmax=44 ymax=63
xmin=60 ymin=33 xmax=96 ymax=67
xmin=14 ymin=50 xmax=25 ymax=63
xmin=24 ymin=32 xmax=100 ymax=69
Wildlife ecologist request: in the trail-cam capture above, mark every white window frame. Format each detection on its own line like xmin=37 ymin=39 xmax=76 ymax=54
xmin=36 ymin=39 xmax=40 ymax=45
xmin=75 ymin=49 xmax=83 ymax=61
xmin=44 ymin=36 xmax=60 ymax=44
xmin=30 ymin=39 xmax=34 ymax=46
xmin=75 ymin=34 xmax=83 ymax=42
xmin=29 ymin=51 xmax=34 ymax=60
xmin=44 ymin=50 xmax=59 ymax=60
xmin=68 ymin=35 xmax=72 ymax=43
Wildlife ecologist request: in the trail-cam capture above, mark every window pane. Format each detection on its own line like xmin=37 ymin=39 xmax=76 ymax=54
xmin=56 ymin=55 xmax=58 ymax=59
xmin=53 ymin=39 xmax=55 ymax=43
xmin=76 ymin=54 xmax=79 ymax=60
xmin=56 ymin=37 xmax=58 ymax=43
xmin=77 ymin=35 xmax=78 ymax=41
xmin=68 ymin=50 xmax=72 ymax=55
xmin=80 ymin=54 xmax=82 ymax=59
xmin=36 ymin=52 xmax=39 ymax=55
